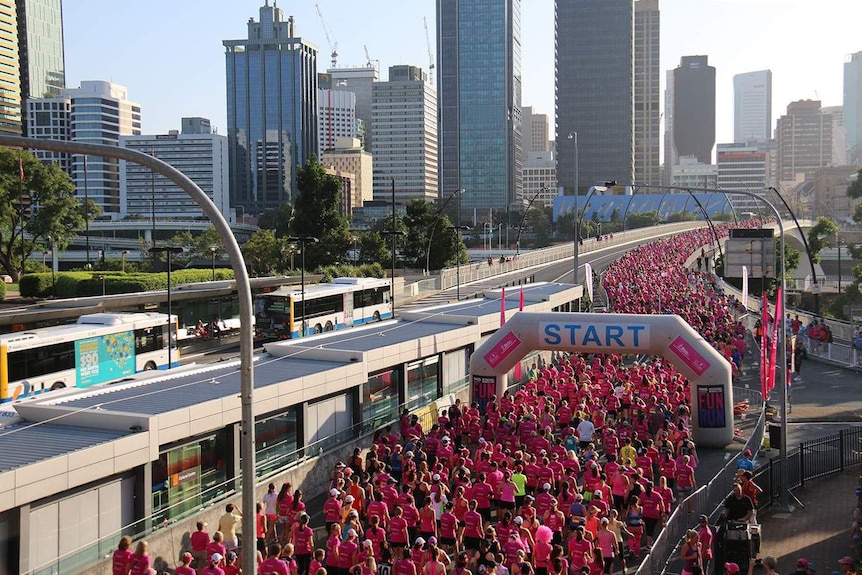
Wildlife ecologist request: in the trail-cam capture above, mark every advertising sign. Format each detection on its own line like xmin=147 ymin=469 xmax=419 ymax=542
xmin=696 ymin=385 xmax=726 ymax=428
xmin=75 ymin=330 xmax=136 ymax=387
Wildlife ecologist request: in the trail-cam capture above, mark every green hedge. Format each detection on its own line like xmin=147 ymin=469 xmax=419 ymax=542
xmin=0 ymin=280 xmax=5 ymax=301
xmin=19 ymin=269 xmax=236 ymax=298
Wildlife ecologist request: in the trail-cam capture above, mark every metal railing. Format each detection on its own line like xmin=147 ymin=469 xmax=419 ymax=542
xmin=437 ymin=221 xmax=706 ymax=290
xmin=25 ymin=376 xmax=471 ymax=575
xmin=637 ymin=386 xmax=767 ymax=575
xmin=753 ymin=425 xmax=862 ymax=509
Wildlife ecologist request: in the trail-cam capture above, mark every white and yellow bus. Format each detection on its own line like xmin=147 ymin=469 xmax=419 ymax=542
xmin=0 ymin=312 xmax=177 ymax=403
xmin=255 ymin=277 xmax=392 ymax=338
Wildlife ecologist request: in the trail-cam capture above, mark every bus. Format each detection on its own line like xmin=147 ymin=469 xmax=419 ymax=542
xmin=0 ymin=312 xmax=177 ymax=403
xmin=255 ymin=277 xmax=392 ymax=338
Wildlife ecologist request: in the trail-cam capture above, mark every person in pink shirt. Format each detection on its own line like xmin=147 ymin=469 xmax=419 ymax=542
xmin=595 ymin=519 xmax=616 ymax=574
xmin=639 ymin=481 xmax=666 ymax=549
xmin=127 ymin=541 xmax=152 ymax=575
xmin=389 ymin=506 xmax=410 ymax=549
xmin=567 ymin=526 xmax=593 ymax=572
xmin=174 ymin=552 xmax=196 ymax=575
xmin=202 ymin=553 xmax=226 ymax=575
xmin=189 ymin=521 xmax=210 ymax=569
xmin=461 ymin=500 xmax=484 ymax=551
xmin=112 ymin=536 xmax=133 ymax=575
xmin=675 ymin=455 xmax=696 ymax=512
xmin=260 ymin=545 xmax=289 ymax=575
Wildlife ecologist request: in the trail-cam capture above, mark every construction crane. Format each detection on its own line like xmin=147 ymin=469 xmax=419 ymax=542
xmin=364 ymin=45 xmax=379 ymax=72
xmin=315 ymin=3 xmax=338 ymax=68
xmin=424 ymin=16 xmax=435 ymax=83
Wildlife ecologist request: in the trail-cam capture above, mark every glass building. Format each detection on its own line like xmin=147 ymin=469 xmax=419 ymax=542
xmin=673 ymin=55 xmax=716 ymax=165
xmin=17 ymin=0 xmax=65 ymax=103
xmin=0 ymin=0 xmax=21 ymax=134
xmin=556 ymin=0 xmax=634 ymax=194
xmin=224 ymin=2 xmax=318 ymax=215
xmin=437 ymin=0 xmax=522 ymax=220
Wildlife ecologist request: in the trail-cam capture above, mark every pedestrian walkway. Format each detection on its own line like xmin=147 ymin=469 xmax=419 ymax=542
xmin=742 ymin=354 xmax=861 ymax=574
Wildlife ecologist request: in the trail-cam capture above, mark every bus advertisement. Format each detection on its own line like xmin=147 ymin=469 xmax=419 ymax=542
xmin=0 ymin=312 xmax=177 ymax=403
xmin=255 ymin=277 xmax=392 ymax=339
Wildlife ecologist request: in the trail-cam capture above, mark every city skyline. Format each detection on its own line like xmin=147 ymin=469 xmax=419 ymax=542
xmin=63 ymin=0 xmax=862 ymax=160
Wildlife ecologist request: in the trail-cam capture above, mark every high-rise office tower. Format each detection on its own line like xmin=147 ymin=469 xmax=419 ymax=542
xmin=17 ymin=0 xmax=65 ymax=107
xmin=318 ymin=88 xmax=358 ymax=157
xmin=634 ymin=0 xmax=660 ymax=185
xmin=320 ymin=66 xmax=378 ymax=151
xmin=437 ymin=0 xmax=522 ymax=218
xmin=28 ymin=81 xmax=141 ymax=214
xmin=556 ymin=0 xmax=634 ymax=195
xmin=844 ymin=51 xmax=862 ymax=163
xmin=775 ymin=100 xmax=834 ymax=182
xmin=224 ymin=1 xmax=318 ymax=214
xmin=120 ymin=120 xmax=229 ymax=219
xmin=663 ymin=69 xmax=675 ymax=186
xmin=371 ymin=65 xmax=438 ymax=204
xmin=733 ymin=70 xmax=772 ymax=144
xmin=522 ymin=106 xmax=549 ymax=152
xmin=0 ymin=0 xmax=21 ymax=134
xmin=672 ymin=55 xmax=716 ymax=165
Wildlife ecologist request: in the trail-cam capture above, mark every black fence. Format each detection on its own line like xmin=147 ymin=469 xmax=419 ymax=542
xmin=754 ymin=425 xmax=862 ymax=509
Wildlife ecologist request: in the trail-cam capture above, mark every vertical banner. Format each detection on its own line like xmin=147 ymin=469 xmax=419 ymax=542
xmin=767 ymin=287 xmax=783 ymax=393
xmin=500 ymin=287 xmax=506 ymax=327
xmin=585 ymin=263 xmax=594 ymax=303
xmin=742 ymin=265 xmax=749 ymax=309
xmin=514 ymin=288 xmax=524 ymax=381
xmin=760 ymin=292 xmax=769 ymax=397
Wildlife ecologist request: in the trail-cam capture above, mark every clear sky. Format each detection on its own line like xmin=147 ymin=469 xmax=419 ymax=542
xmin=65 ymin=0 xmax=861 ymax=152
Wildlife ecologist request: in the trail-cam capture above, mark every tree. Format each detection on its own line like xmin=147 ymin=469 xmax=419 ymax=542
xmin=257 ymin=203 xmax=294 ymax=237
xmin=807 ymin=216 xmax=839 ymax=263
xmin=358 ymin=231 xmax=389 ymax=265
xmin=846 ymin=168 xmax=862 ymax=199
xmin=626 ymin=211 xmax=662 ymax=229
xmin=853 ymin=203 xmax=862 ymax=226
xmin=0 ymin=147 xmax=94 ymax=281
xmin=241 ymin=229 xmax=285 ymax=276
xmin=292 ymin=157 xmax=351 ymax=268
xmin=525 ymin=208 xmax=552 ymax=247
xmin=400 ymin=199 xmax=463 ymax=270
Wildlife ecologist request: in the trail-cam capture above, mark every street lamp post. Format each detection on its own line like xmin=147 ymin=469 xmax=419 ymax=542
xmin=425 ymin=189 xmax=465 ymax=274
xmin=352 ymin=236 xmax=358 ymax=267
xmin=96 ymin=273 xmax=106 ymax=296
xmin=446 ymin=225 xmax=470 ymax=300
xmin=149 ymin=246 xmax=184 ymax=370
xmin=836 ymin=232 xmax=842 ymax=294
xmin=83 ymin=155 xmax=91 ymax=268
xmin=210 ymin=246 xmax=217 ymax=281
xmin=287 ymin=236 xmax=319 ymax=337
xmin=121 ymin=250 xmax=129 ymax=274
xmin=516 ymin=188 xmax=544 ymax=256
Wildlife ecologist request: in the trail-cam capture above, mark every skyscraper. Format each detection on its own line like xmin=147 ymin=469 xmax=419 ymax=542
xmin=0 ymin=0 xmax=21 ymax=134
xmin=634 ymin=0 xmax=660 ymax=185
xmin=371 ymin=65 xmax=438 ymax=204
xmin=318 ymin=88 xmax=358 ymax=157
xmin=775 ymin=100 xmax=834 ymax=182
xmin=16 ymin=0 xmax=65 ymax=104
xmin=733 ymin=70 xmax=772 ymax=144
xmin=556 ymin=0 xmax=634 ymax=195
xmin=844 ymin=51 xmax=862 ymax=163
xmin=320 ymin=66 xmax=378 ymax=151
xmin=224 ymin=2 xmax=318 ymax=215
xmin=28 ymin=81 xmax=141 ymax=215
xmin=673 ymin=55 xmax=716 ymax=164
xmin=120 ymin=120 xmax=229 ymax=219
xmin=522 ymin=106 xmax=549 ymax=152
xmin=437 ymin=0 xmax=522 ymax=219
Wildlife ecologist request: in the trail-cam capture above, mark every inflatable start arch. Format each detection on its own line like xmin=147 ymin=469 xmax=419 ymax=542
xmin=470 ymin=312 xmax=733 ymax=448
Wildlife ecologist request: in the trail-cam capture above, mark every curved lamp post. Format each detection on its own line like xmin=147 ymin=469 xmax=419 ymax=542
xmin=0 ymin=135 xmax=259 ymax=573
xmin=767 ymin=186 xmax=820 ymax=313
xmin=425 ymin=188 xmax=465 ymax=274
xmin=617 ymin=181 xmax=790 ymax=511
xmin=287 ymin=236 xmax=319 ymax=337
xmin=515 ymin=187 xmax=544 ymax=256
xmin=573 ymin=181 xmax=616 ymax=283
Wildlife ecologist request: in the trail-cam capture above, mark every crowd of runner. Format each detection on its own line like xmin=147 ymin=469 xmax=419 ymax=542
xmin=109 ymin=223 xmax=856 ymax=575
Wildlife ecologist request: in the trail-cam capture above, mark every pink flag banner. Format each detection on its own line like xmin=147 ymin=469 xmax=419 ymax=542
xmin=767 ymin=287 xmax=783 ymax=393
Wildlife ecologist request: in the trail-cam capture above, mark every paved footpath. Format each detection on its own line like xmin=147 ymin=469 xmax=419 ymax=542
xmin=745 ymin=356 xmax=861 ymax=574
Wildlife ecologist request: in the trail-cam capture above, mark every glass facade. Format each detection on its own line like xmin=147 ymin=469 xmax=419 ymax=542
xmin=152 ymin=429 xmax=230 ymax=524
xmin=224 ymin=3 xmax=318 ymax=214
xmin=556 ymin=0 xmax=634 ymax=194
xmin=17 ymin=0 xmax=65 ymax=103
xmin=256 ymin=407 xmax=300 ymax=477
xmin=438 ymin=0 xmax=521 ymax=217
xmin=406 ymin=356 xmax=440 ymax=412
xmin=362 ymin=368 xmax=400 ymax=432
